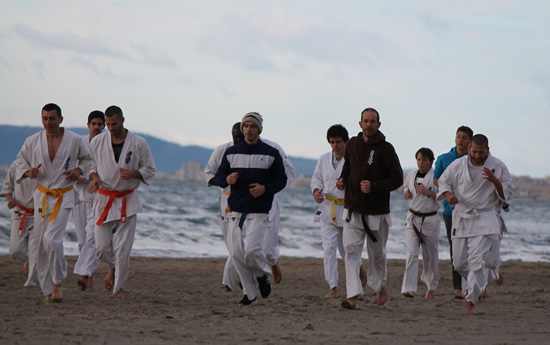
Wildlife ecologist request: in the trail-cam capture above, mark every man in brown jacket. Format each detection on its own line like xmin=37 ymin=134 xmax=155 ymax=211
xmin=337 ymin=107 xmax=403 ymax=310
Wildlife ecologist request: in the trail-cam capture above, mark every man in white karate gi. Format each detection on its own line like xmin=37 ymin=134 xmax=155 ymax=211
xmin=337 ymin=108 xmax=403 ymax=310
xmin=215 ymin=112 xmax=287 ymax=305
xmin=1 ymin=160 xmax=38 ymax=286
xmin=312 ymin=124 xmax=368 ymax=299
xmin=437 ymin=134 xmax=513 ymax=315
xmin=204 ymin=122 xmax=244 ymax=291
xmin=16 ymin=103 xmax=94 ymax=302
xmin=88 ymin=105 xmax=156 ymax=299
xmin=259 ymin=137 xmax=296 ymax=285
xmin=433 ymin=125 xmax=473 ymax=299
xmin=401 ymin=148 xmax=440 ymax=300
xmin=73 ymin=110 xmax=105 ymax=290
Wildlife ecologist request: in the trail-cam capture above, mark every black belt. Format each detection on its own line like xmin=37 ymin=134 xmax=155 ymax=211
xmin=346 ymin=209 xmax=377 ymax=242
xmin=408 ymin=209 xmax=437 ymax=245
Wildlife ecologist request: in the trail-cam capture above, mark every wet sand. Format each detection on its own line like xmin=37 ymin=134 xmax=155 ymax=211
xmin=1 ymin=256 xmax=549 ymax=344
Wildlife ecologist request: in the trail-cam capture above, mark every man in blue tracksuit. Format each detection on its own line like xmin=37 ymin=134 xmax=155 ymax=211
xmin=433 ymin=125 xmax=473 ymax=299
xmin=215 ymin=112 xmax=287 ymax=305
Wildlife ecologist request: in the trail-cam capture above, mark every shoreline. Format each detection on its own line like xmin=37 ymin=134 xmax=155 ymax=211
xmin=1 ymin=256 xmax=549 ymax=344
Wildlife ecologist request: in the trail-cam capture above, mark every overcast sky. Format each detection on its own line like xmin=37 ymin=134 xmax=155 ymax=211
xmin=1 ymin=1 xmax=549 ymax=177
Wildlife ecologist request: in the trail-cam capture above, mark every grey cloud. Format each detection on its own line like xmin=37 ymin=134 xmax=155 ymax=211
xmin=420 ymin=14 xmax=452 ymax=34
xmin=31 ymin=60 xmax=46 ymax=80
xmin=135 ymin=44 xmax=177 ymax=69
xmin=531 ymin=72 xmax=550 ymax=107
xmin=11 ymin=23 xmax=130 ymax=59
xmin=197 ymin=14 xmax=407 ymax=73
xmin=67 ymin=57 xmax=102 ymax=75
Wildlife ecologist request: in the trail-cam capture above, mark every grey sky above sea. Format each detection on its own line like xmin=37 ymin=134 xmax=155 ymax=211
xmin=1 ymin=1 xmax=549 ymax=177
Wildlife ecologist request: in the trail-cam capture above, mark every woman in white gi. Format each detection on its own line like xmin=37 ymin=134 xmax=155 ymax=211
xmin=401 ymin=148 xmax=440 ymax=300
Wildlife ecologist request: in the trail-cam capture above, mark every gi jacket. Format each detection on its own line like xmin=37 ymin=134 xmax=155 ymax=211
xmin=340 ymin=130 xmax=403 ymax=215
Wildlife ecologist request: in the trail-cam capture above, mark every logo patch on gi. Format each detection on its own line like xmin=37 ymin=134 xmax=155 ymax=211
xmin=64 ymin=157 xmax=71 ymax=171
xmin=125 ymin=151 xmax=133 ymax=164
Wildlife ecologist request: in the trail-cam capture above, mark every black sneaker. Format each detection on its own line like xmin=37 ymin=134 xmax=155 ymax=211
xmin=257 ymin=274 xmax=271 ymax=298
xmin=238 ymin=295 xmax=257 ymax=305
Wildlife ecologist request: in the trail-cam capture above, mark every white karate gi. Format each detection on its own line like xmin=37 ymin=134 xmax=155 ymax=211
xmin=1 ymin=160 xmax=39 ymax=286
xmin=204 ymin=142 xmax=238 ymax=290
xmin=311 ymin=151 xmax=345 ymax=289
xmin=16 ymin=129 xmax=93 ymax=296
xmin=227 ymin=212 xmax=269 ymax=301
xmin=437 ymin=154 xmax=513 ymax=304
xmin=343 ymin=211 xmax=391 ymax=298
xmin=73 ymin=135 xmax=100 ymax=277
xmin=401 ymin=168 xmax=440 ymax=294
xmin=486 ymin=203 xmax=508 ymax=281
xmin=90 ymin=130 xmax=156 ymax=294
xmin=261 ymin=138 xmax=296 ymax=267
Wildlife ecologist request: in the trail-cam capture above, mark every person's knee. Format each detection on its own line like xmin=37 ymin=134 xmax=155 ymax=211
xmin=244 ymin=248 xmax=263 ymax=266
xmin=10 ymin=249 xmax=27 ymax=261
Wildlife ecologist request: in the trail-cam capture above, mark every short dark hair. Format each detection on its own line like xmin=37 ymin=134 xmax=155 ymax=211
xmin=471 ymin=134 xmax=489 ymax=147
xmin=42 ymin=103 xmax=62 ymax=117
xmin=232 ymin=122 xmax=241 ymax=132
xmin=105 ymin=105 xmax=123 ymax=118
xmin=327 ymin=124 xmax=349 ymax=143
xmin=87 ymin=110 xmax=105 ymax=124
xmin=456 ymin=125 xmax=473 ymax=139
xmin=361 ymin=107 xmax=380 ymax=122
xmin=415 ymin=147 xmax=435 ymax=162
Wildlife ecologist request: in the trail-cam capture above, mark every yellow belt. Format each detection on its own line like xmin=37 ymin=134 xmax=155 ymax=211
xmin=36 ymin=184 xmax=74 ymax=223
xmin=224 ymin=191 xmax=231 ymax=213
xmin=325 ymin=195 xmax=344 ymax=226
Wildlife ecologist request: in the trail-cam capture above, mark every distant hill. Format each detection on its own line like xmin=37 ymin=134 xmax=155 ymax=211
xmin=0 ymin=125 xmax=317 ymax=176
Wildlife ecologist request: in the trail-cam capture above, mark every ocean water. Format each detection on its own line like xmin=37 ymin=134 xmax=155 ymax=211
xmin=0 ymin=172 xmax=549 ymax=262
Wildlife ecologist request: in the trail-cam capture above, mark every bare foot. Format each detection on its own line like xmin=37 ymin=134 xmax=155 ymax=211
xmin=77 ymin=276 xmax=88 ymax=291
xmin=45 ymin=294 xmax=52 ymax=302
xmin=466 ymin=301 xmax=477 ymax=315
xmin=22 ymin=262 xmax=29 ymax=277
xmin=270 ymin=263 xmax=282 ymax=285
xmin=377 ymin=286 xmax=388 ymax=305
xmin=425 ymin=290 xmax=435 ymax=300
xmin=52 ymin=284 xmax=63 ymax=302
xmin=359 ymin=264 xmax=367 ymax=287
xmin=480 ymin=288 xmax=487 ymax=299
xmin=496 ymin=272 xmax=504 ymax=286
xmin=341 ymin=296 xmax=359 ymax=310
xmin=104 ymin=269 xmax=115 ymax=290
xmin=454 ymin=289 xmax=464 ymax=300
xmin=111 ymin=289 xmax=124 ymax=299
xmin=402 ymin=291 xmax=414 ymax=298
xmin=322 ymin=287 xmax=338 ymax=299
xmin=87 ymin=275 xmax=94 ymax=289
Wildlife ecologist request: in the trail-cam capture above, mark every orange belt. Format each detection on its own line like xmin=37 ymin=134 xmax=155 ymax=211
xmin=36 ymin=184 xmax=74 ymax=223
xmin=14 ymin=204 xmax=34 ymax=234
xmin=224 ymin=191 xmax=231 ymax=214
xmin=96 ymin=188 xmax=134 ymax=225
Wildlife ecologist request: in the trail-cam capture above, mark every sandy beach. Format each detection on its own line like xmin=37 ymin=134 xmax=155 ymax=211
xmin=1 ymin=256 xmax=549 ymax=345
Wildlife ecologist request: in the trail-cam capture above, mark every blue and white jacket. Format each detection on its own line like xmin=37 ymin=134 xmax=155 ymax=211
xmin=215 ymin=139 xmax=287 ymax=214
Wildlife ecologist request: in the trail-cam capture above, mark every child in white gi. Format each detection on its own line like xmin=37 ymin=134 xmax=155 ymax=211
xmin=401 ymin=148 xmax=440 ymax=300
